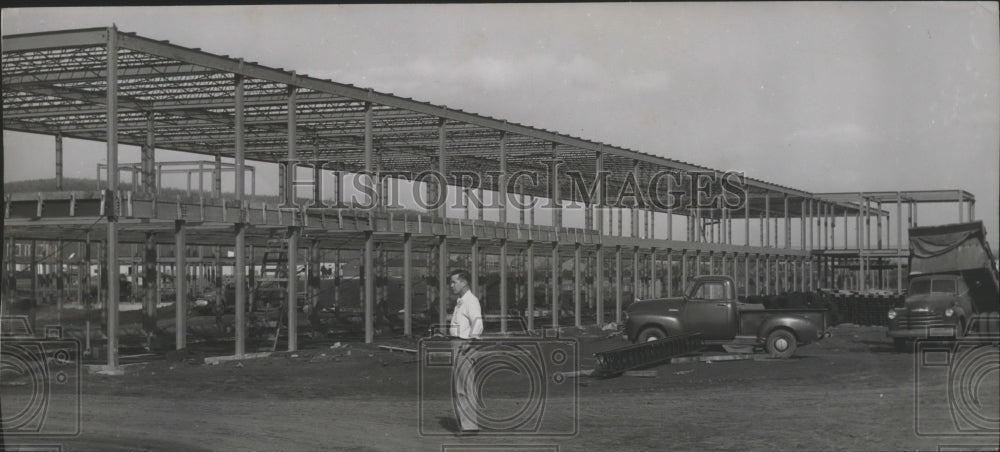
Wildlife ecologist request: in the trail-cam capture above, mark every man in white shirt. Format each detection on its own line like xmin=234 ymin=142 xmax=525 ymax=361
xmin=447 ymin=269 xmax=482 ymax=434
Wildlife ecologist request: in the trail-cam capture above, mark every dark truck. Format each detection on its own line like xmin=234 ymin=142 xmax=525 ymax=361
xmin=887 ymin=221 xmax=1000 ymax=350
xmin=623 ymin=275 xmax=831 ymax=358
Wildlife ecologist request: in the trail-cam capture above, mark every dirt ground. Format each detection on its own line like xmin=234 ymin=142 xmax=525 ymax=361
xmin=3 ymin=324 xmax=998 ymax=452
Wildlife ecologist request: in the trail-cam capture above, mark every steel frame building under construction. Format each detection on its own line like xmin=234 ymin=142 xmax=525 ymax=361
xmin=2 ymin=27 xmax=979 ymax=371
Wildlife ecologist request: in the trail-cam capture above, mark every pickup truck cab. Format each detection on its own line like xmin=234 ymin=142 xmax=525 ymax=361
xmin=624 ymin=275 xmax=830 ymax=358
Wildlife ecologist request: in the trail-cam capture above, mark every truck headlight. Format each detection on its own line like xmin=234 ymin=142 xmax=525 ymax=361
xmin=944 ymin=308 xmax=954 ymax=318
xmin=887 ymin=310 xmax=897 ymax=320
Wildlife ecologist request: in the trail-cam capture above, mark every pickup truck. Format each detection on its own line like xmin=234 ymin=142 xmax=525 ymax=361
xmin=887 ymin=221 xmax=999 ymax=350
xmin=623 ymin=275 xmax=831 ymax=358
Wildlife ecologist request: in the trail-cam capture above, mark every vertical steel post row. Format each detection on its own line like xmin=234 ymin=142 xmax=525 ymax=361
xmin=615 ymin=246 xmax=623 ymax=324
xmin=403 ymin=233 xmax=412 ymax=336
xmin=526 ymin=241 xmax=535 ymax=331
xmin=574 ymin=243 xmax=581 ymax=328
xmin=105 ymin=27 xmax=121 ymax=370
xmin=174 ymin=221 xmax=186 ymax=350
xmin=234 ymin=72 xmax=246 ymax=357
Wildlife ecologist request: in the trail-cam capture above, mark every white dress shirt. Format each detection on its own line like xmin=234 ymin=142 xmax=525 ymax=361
xmin=449 ymin=290 xmax=483 ymax=339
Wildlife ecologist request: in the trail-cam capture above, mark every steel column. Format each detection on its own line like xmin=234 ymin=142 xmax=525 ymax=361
xmin=438 ymin=236 xmax=448 ymax=328
xmin=174 ymin=221 xmax=186 ymax=350
xmin=666 ymin=250 xmax=673 ymax=297
xmin=403 ymin=233 xmax=412 ymax=336
xmin=284 ymin=83 xmax=297 ymax=206
xmin=616 ymin=246 xmax=623 ymax=324
xmin=365 ymin=231 xmax=376 ymax=343
xmin=471 ymin=237 xmax=479 ymax=296
xmin=105 ymin=28 xmax=121 ymax=370
xmin=55 ymin=133 xmax=64 ymax=190
xmin=527 ymin=240 xmax=535 ymax=331
xmin=500 ymin=239 xmax=508 ymax=333
xmin=551 ymin=243 xmax=559 ymax=328
xmin=286 ymin=227 xmax=298 ymax=351
xmin=650 ymin=248 xmax=658 ymax=298
xmin=574 ymin=242 xmax=581 ymax=328
xmin=681 ymin=250 xmax=688 ymax=291
xmin=234 ymin=73 xmax=246 ymax=357
xmin=745 ymin=195 xmax=751 ymax=246
xmin=596 ymin=244 xmax=604 ymax=325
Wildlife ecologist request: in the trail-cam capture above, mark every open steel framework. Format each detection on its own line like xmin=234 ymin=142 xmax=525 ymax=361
xmin=2 ymin=27 xmax=976 ymax=370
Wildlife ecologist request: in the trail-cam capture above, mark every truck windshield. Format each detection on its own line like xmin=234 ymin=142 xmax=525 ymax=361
xmin=909 ymin=279 xmax=956 ymax=294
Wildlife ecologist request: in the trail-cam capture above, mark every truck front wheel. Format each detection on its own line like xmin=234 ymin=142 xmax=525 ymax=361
xmin=765 ymin=329 xmax=797 ymax=359
xmin=636 ymin=326 xmax=667 ymax=343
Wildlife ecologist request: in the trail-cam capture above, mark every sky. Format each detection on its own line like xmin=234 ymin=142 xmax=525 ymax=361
xmin=2 ymin=3 xmax=999 ymax=250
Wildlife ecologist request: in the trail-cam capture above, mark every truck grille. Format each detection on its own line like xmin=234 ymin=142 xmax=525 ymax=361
xmin=897 ymin=311 xmax=944 ymax=329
